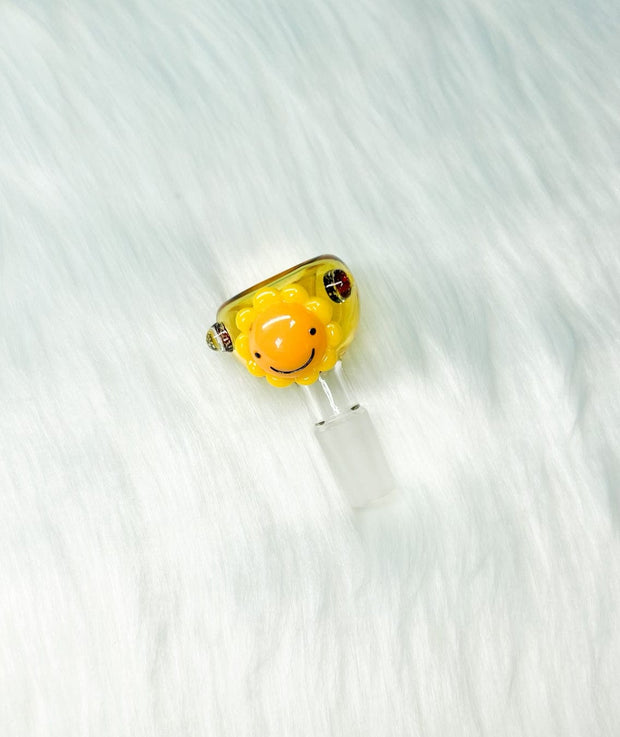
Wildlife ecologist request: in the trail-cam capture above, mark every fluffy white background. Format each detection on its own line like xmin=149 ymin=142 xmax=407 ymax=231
xmin=1 ymin=0 xmax=619 ymax=735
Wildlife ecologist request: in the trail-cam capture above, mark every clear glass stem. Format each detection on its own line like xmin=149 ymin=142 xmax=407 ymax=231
xmin=299 ymin=362 xmax=396 ymax=507
xmin=301 ymin=361 xmax=358 ymax=425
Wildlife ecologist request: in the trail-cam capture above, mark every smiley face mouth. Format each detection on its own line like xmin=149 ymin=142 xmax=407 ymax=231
xmin=270 ymin=348 xmax=315 ymax=374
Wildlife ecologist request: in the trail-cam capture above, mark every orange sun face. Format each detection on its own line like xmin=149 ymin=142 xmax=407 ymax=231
xmin=249 ymin=302 xmax=327 ymax=377
xmin=232 ymin=284 xmax=342 ymax=387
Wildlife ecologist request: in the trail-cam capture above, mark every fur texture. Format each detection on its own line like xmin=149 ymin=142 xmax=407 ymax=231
xmin=1 ymin=1 xmax=619 ymax=735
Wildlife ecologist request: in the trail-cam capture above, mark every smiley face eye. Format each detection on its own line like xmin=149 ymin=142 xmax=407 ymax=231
xmin=309 ymin=327 xmax=316 ymax=335
xmin=254 ymin=352 xmax=261 ymax=358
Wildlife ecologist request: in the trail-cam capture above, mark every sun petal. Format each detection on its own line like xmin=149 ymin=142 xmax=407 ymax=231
xmin=235 ymin=333 xmax=251 ymax=360
xmin=265 ymin=375 xmax=294 ymax=388
xmin=295 ymin=369 xmax=320 ymax=386
xmin=246 ymin=359 xmax=265 ymax=377
xmin=304 ymin=297 xmax=333 ymax=325
xmin=253 ymin=289 xmax=280 ymax=312
xmin=235 ymin=307 xmax=255 ymax=332
xmin=320 ymin=347 xmax=338 ymax=372
xmin=281 ymin=284 xmax=309 ymax=304
xmin=326 ymin=322 xmax=342 ymax=347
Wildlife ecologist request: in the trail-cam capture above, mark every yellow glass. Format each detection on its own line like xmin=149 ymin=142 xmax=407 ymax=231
xmin=212 ymin=255 xmax=359 ymax=387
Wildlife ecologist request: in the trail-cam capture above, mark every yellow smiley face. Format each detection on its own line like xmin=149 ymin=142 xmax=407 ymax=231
xmin=232 ymin=285 xmax=342 ymax=387
xmin=249 ymin=302 xmax=327 ymax=377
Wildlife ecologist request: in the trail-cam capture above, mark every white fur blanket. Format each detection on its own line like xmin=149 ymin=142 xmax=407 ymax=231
xmin=1 ymin=1 xmax=619 ymax=734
